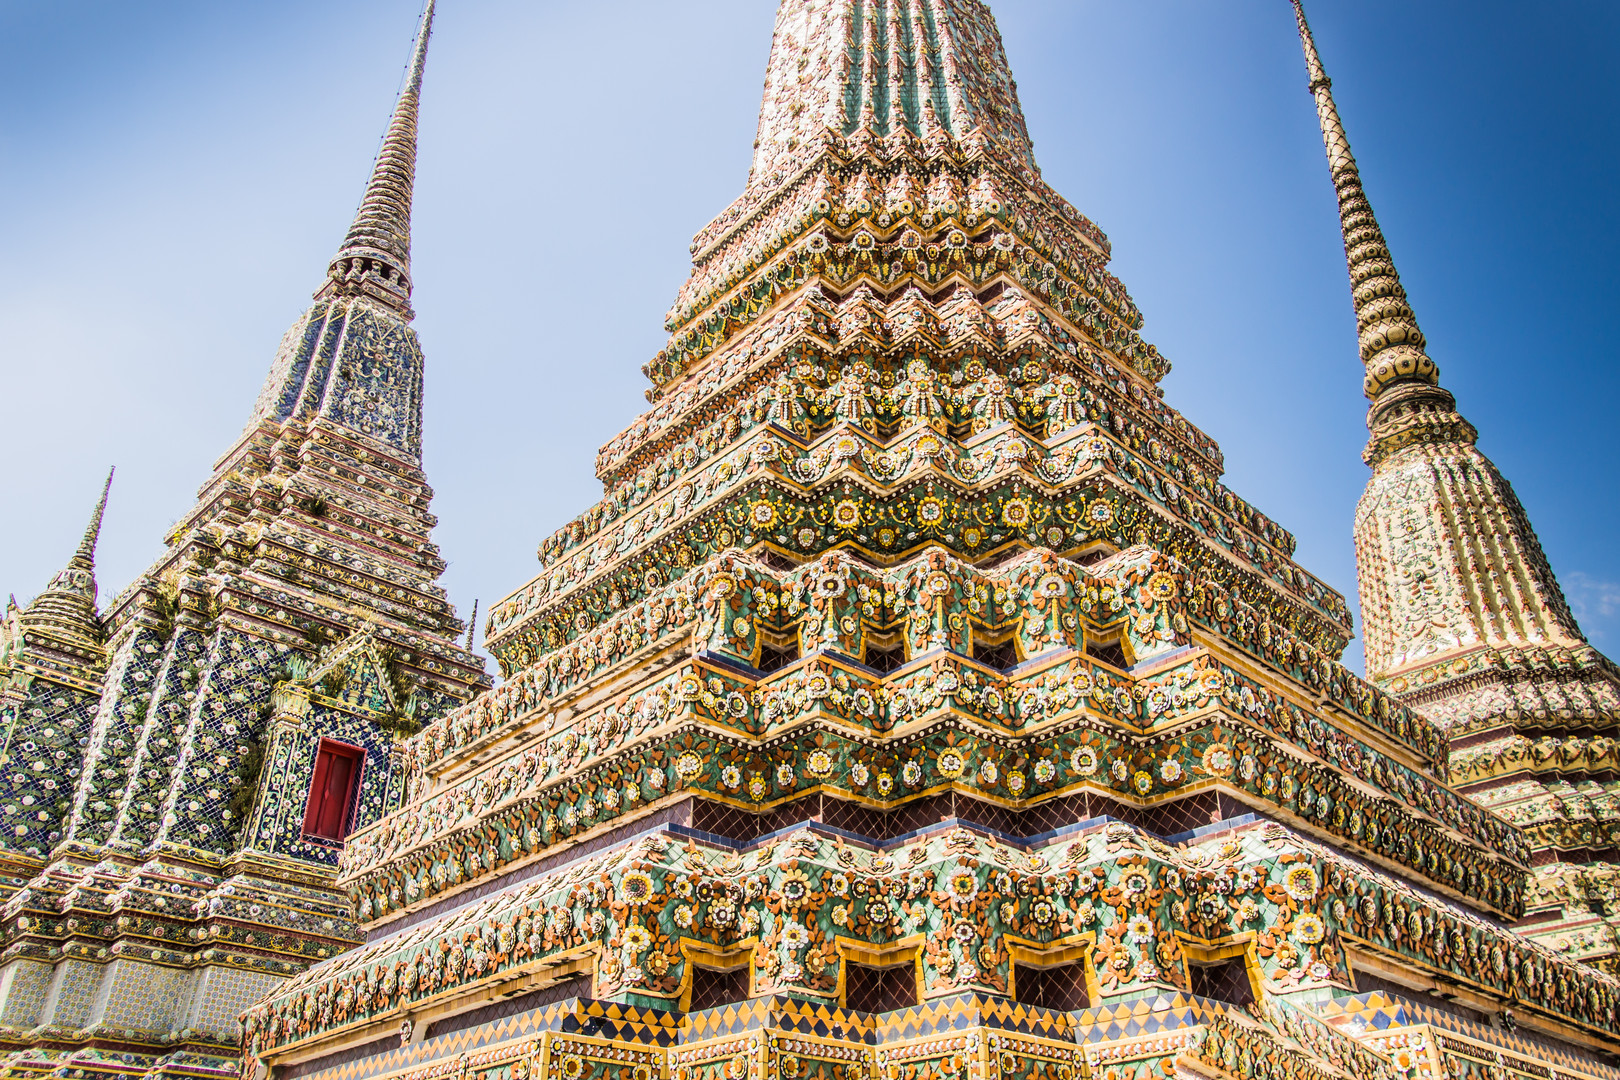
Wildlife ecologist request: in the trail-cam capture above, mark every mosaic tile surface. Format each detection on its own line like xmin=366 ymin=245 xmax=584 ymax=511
xmin=0 ymin=3 xmax=1617 ymax=1080
xmin=242 ymin=3 xmax=1620 ymax=1080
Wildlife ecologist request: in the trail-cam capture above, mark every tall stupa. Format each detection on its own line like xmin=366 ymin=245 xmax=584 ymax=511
xmin=10 ymin=3 xmax=1608 ymax=1080
xmin=0 ymin=5 xmax=487 ymax=1077
xmin=1305 ymin=0 xmax=1620 ymax=973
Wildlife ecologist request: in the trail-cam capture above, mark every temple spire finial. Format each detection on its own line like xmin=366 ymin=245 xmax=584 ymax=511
xmin=17 ymin=469 xmax=115 ymax=646
xmin=71 ymin=466 xmax=114 ymax=571
xmin=316 ymin=0 xmax=435 ymax=319
xmin=465 ymin=599 xmax=478 ymax=652
xmin=1290 ymin=0 xmax=1439 ymax=400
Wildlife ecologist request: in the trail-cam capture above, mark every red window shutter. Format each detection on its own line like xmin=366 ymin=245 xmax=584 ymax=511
xmin=302 ymin=740 xmax=364 ymax=841
xmin=301 ymin=751 xmax=333 ymax=837
xmin=315 ymin=752 xmax=356 ymax=837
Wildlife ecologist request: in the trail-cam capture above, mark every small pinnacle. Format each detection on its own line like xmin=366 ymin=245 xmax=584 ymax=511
xmin=1289 ymin=0 xmax=1438 ymax=401
xmin=316 ymin=0 xmax=435 ymax=319
xmin=73 ymin=467 xmax=115 ymax=570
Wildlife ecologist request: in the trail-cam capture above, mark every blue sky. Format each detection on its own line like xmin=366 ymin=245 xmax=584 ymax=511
xmin=2 ymin=1 xmax=1616 ymax=676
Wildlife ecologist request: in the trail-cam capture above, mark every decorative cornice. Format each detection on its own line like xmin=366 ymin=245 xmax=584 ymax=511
xmin=1361 ymin=381 xmax=1477 ymax=467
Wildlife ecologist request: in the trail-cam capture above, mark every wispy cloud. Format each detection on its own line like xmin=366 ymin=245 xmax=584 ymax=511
xmin=1563 ymin=572 xmax=1620 ymax=646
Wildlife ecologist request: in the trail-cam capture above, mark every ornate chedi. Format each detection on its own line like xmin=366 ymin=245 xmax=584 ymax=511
xmin=1 ymin=470 xmax=117 ymax=709
xmin=0 ymin=4 xmax=487 ymax=1078
xmin=239 ymin=4 xmax=1619 ymax=1080
xmin=1290 ymin=0 xmax=1620 ymax=972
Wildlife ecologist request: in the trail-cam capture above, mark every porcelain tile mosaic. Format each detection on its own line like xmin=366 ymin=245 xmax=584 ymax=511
xmin=4 ymin=1 xmax=1619 ymax=1079
xmin=236 ymin=2 xmax=1618 ymax=1080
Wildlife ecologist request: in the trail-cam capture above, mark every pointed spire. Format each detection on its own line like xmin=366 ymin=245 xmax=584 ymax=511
xmin=1290 ymin=0 xmax=1438 ymax=401
xmin=316 ymin=1 xmax=435 ymax=319
xmin=465 ymin=599 xmax=478 ymax=652
xmin=242 ymin=4 xmax=436 ymax=457
xmin=19 ymin=470 xmax=115 ymax=651
xmin=70 ymin=467 xmax=114 ymax=572
xmin=1303 ymin=1 xmax=1603 ymax=720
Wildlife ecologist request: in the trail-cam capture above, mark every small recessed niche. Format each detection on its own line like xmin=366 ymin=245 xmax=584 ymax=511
xmin=687 ymin=965 xmax=749 ymax=1012
xmin=1073 ymin=542 xmax=1118 ymax=567
xmin=1189 ymin=958 xmax=1255 ymax=1009
xmin=844 ymin=961 xmax=917 ymax=1013
xmin=1084 ymin=634 xmax=1128 ymax=669
xmin=971 ymin=624 xmax=1020 ymax=671
xmin=864 ymin=630 xmax=906 ymax=674
xmin=754 ymin=548 xmax=800 ymax=572
xmin=1015 ymin=961 xmax=1091 ymax=1012
xmin=757 ymin=628 xmax=800 ymax=674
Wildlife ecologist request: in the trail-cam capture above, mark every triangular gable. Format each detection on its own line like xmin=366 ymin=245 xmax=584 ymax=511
xmin=308 ymin=625 xmax=400 ymax=715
